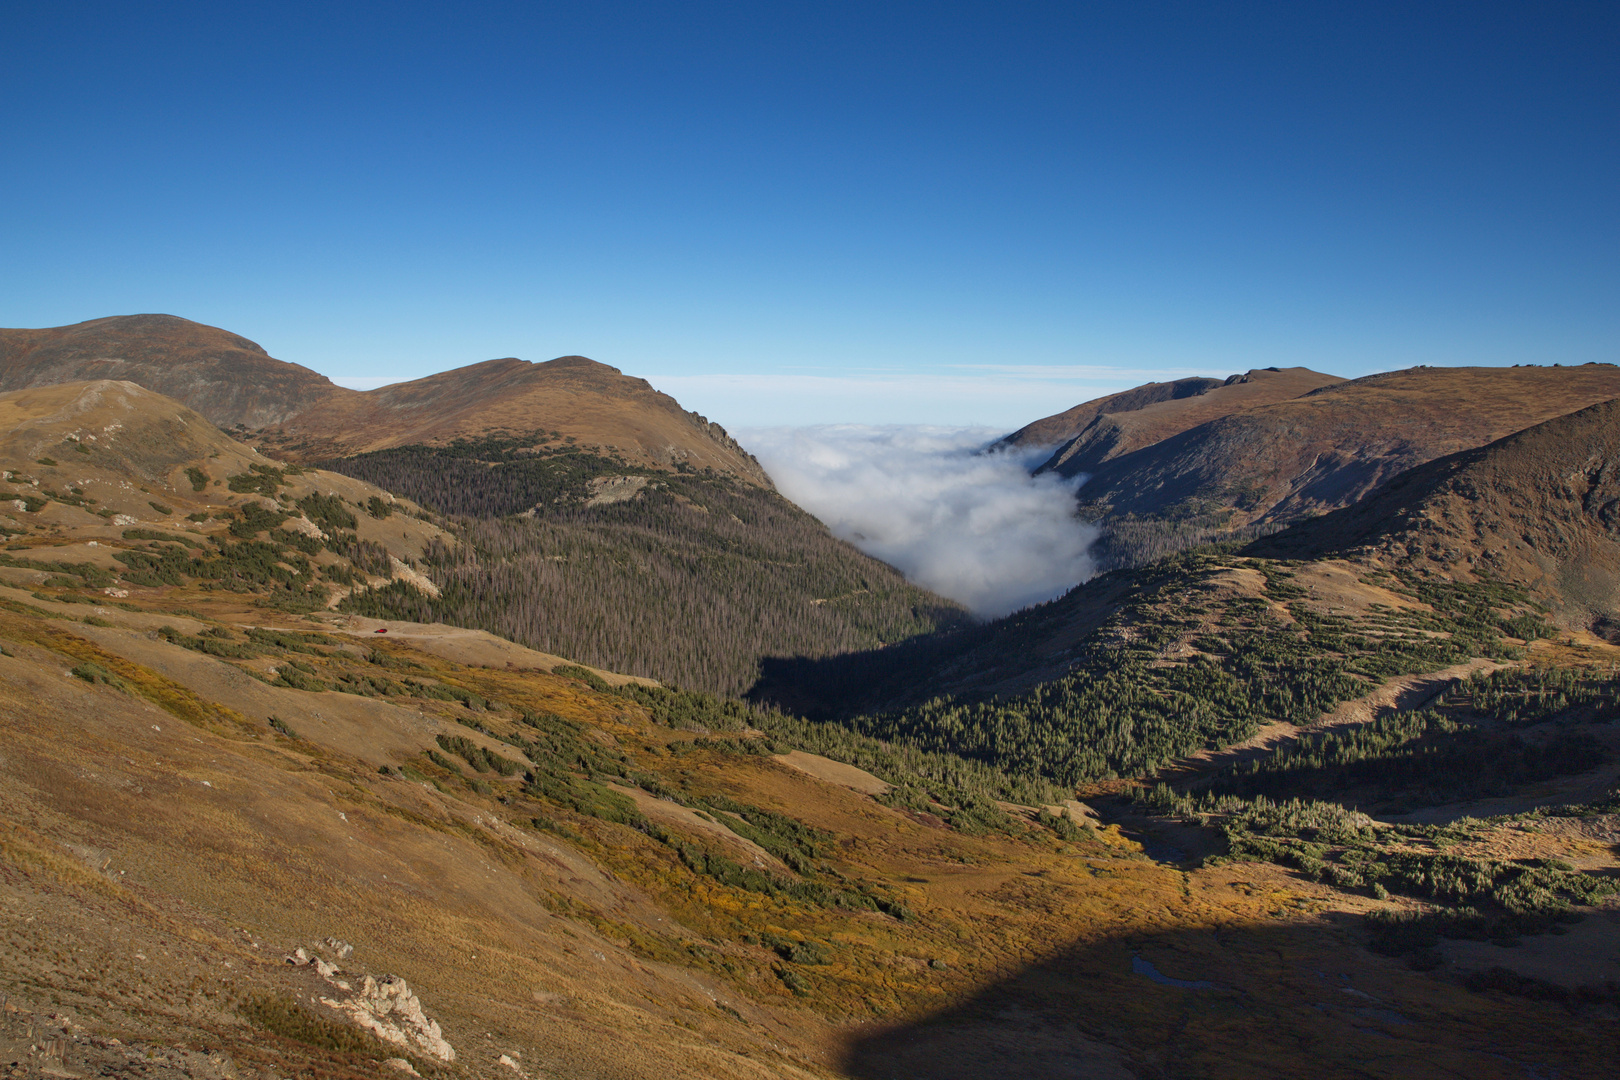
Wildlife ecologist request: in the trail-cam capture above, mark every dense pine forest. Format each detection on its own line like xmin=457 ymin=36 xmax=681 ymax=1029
xmin=760 ymin=554 xmax=1554 ymax=787
xmin=325 ymin=438 xmax=967 ymax=695
xmin=1159 ymin=664 xmax=1614 ymax=809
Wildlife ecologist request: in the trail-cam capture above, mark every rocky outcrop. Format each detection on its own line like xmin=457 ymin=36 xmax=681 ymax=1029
xmin=321 ymin=975 xmax=456 ymax=1063
xmin=585 ymin=474 xmax=651 ymax=507
xmin=286 ymin=942 xmax=455 ymax=1063
xmin=387 ymin=556 xmax=441 ymax=599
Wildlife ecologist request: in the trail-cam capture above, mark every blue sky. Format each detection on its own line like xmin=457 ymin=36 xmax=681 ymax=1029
xmin=3 ymin=1 xmax=1615 ymax=429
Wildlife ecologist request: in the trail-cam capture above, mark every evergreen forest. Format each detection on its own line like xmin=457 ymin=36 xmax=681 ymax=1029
xmin=325 ymin=438 xmax=967 ymax=695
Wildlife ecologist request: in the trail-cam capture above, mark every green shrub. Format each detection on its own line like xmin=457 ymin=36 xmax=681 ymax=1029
xmin=228 ymin=503 xmax=289 ymax=538
xmin=237 ymin=992 xmax=393 ymax=1058
xmin=298 ymin=492 xmax=357 ymax=532
xmin=553 ymin=664 xmax=611 ymax=692
xmin=69 ymin=662 xmax=124 ymax=689
xmin=227 ymin=464 xmax=284 ymax=496
xmin=274 ymin=666 xmax=328 ymax=692
xmin=123 ymin=528 xmax=203 ymax=549
xmin=437 ymin=733 xmax=523 ymax=775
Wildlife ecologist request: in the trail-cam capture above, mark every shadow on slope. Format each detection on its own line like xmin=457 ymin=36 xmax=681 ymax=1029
xmin=842 ymin=913 xmax=1617 ymax=1080
xmin=1061 ymin=365 xmax=1620 ymax=571
xmin=1250 ymin=396 xmax=1620 ymax=627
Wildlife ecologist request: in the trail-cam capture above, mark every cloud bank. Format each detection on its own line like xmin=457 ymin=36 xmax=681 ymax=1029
xmin=739 ymin=425 xmax=1097 ymax=618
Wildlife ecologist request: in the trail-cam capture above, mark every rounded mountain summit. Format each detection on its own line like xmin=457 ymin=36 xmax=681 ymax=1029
xmin=0 ymin=314 xmax=769 ymax=484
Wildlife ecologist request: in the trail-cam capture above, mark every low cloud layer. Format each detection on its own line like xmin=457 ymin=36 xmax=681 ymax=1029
xmin=739 ymin=426 xmax=1097 ymax=618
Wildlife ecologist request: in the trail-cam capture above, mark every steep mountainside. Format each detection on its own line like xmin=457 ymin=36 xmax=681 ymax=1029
xmin=0 ymin=315 xmax=769 ymax=485
xmin=997 ymin=375 xmax=1225 ymax=447
xmin=1044 ymin=363 xmax=1620 ymax=567
xmin=1255 ymin=396 xmax=1620 ymax=626
xmin=327 ymin=437 xmax=967 ymax=695
xmin=1001 ymin=366 xmax=1344 ymax=472
xmin=262 ymin=354 xmax=771 ymax=484
xmin=756 ymin=398 xmax=1620 ymax=783
xmin=3 ymin=400 xmax=1617 ymax=1079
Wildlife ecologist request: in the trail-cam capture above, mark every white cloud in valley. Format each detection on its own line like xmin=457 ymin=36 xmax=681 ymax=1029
xmin=738 ymin=425 xmax=1097 ymax=618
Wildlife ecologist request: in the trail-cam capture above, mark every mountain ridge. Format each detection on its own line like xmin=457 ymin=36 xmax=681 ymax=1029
xmin=0 ymin=314 xmax=771 ymax=486
xmin=1001 ymin=365 xmax=1345 ymax=476
xmin=1254 ymin=394 xmax=1620 ymax=626
xmin=1013 ymin=362 xmax=1620 ymax=568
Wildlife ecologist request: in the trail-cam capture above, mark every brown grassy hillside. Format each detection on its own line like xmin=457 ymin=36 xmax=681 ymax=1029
xmin=0 ymin=315 xmax=769 ymax=485
xmin=1002 ymin=366 xmax=1344 ymax=473
xmin=1255 ymin=395 xmax=1620 ymax=628
xmin=4 ymin=558 xmax=1616 ymax=1079
xmin=1057 ymin=363 xmax=1620 ymax=567
xmin=0 ymin=379 xmax=458 ymax=618
xmin=3 ymin=374 xmax=1618 ymax=1079
xmin=0 ymin=314 xmax=339 ymax=428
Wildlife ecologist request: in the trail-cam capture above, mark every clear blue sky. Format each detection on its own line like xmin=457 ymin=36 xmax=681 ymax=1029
xmin=3 ymin=2 xmax=1615 ymax=428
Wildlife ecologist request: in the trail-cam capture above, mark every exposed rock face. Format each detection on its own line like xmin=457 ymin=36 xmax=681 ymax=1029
xmin=282 ymin=515 xmax=327 ymax=539
xmin=287 ymin=941 xmax=455 ymax=1063
xmin=585 ymin=474 xmax=651 ymax=507
xmin=321 ymin=975 xmax=456 ymax=1063
xmin=387 ymin=556 xmax=441 ymax=598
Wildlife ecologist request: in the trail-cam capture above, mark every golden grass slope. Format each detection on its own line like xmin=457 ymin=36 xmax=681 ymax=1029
xmin=1007 ymin=366 xmax=1344 ymax=469
xmin=0 ymin=379 xmax=455 ymax=606
xmin=274 ymin=355 xmax=772 ymax=484
xmin=2 ymin=590 xmax=1617 ymax=1078
xmin=0 ymin=315 xmax=770 ymax=486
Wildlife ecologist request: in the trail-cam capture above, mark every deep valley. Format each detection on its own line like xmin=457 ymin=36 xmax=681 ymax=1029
xmin=1 ymin=316 xmax=1618 ymax=1079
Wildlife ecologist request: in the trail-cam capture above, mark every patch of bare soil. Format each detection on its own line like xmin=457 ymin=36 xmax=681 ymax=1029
xmin=773 ymin=751 xmax=890 ymax=796
xmin=328 ymin=616 xmax=655 ymax=687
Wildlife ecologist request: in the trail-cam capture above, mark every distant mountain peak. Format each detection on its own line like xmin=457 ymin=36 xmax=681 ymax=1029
xmin=541 ymin=354 xmax=623 ymax=374
xmin=0 ymin=316 xmax=769 ymax=486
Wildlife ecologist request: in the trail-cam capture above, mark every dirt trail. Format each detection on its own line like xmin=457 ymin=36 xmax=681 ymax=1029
xmin=1160 ymin=658 xmax=1506 ymax=783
